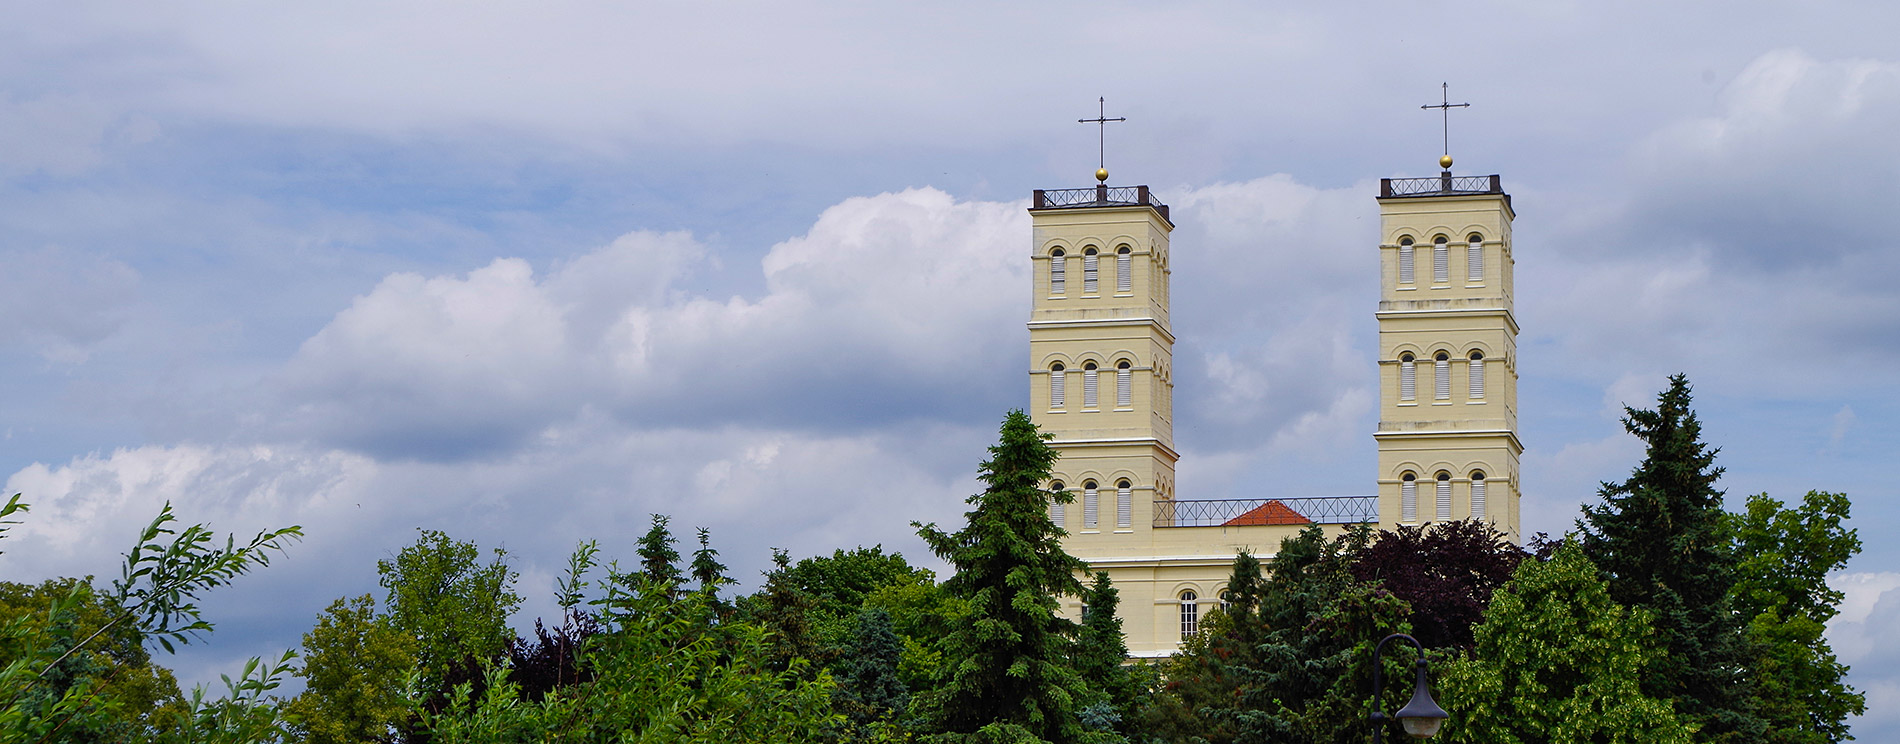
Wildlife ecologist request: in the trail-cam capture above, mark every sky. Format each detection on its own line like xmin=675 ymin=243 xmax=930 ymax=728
xmin=2 ymin=0 xmax=1896 ymax=736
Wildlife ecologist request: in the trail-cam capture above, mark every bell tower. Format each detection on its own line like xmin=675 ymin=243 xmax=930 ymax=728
xmin=1374 ymin=156 xmax=1522 ymax=540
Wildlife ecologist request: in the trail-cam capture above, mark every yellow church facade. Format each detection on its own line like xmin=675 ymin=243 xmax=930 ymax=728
xmin=1028 ymin=170 xmax=1521 ymax=656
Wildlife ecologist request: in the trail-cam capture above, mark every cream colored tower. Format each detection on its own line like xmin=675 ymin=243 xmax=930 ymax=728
xmin=1374 ymin=164 xmax=1522 ymax=540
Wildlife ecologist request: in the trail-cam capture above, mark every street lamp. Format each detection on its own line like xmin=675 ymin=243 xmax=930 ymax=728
xmin=1369 ymin=633 xmax=1449 ymax=741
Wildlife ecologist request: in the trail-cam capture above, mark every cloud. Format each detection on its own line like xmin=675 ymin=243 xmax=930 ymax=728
xmin=1827 ymin=572 xmax=1900 ymax=741
xmin=0 ymin=246 xmax=140 ymax=362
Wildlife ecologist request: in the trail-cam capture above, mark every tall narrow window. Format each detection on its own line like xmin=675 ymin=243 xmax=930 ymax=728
xmin=1398 ymin=238 xmax=1415 ymax=284
xmin=1116 ymin=246 xmax=1132 ymax=293
xmin=1399 ymin=353 xmax=1416 ymax=401
xmin=1116 ymin=360 xmax=1132 ymax=407
xmin=1436 ymin=472 xmax=1452 ymax=520
xmin=1116 ymin=479 xmax=1132 ymax=528
xmin=1049 ymin=363 xmax=1066 ymax=409
xmin=1083 ymin=248 xmax=1099 ymax=294
xmin=1049 ymin=481 xmax=1066 ymax=525
xmin=1470 ymin=472 xmax=1487 ymax=519
xmin=1468 ymin=351 xmax=1485 ymax=399
xmin=1050 ymin=249 xmax=1066 ymax=295
xmin=1083 ymin=362 xmax=1099 ymax=409
xmin=1180 ymin=590 xmax=1199 ymax=638
xmin=1083 ymin=481 xmax=1099 ymax=528
xmin=1467 ymin=234 xmax=1484 ymax=281
xmin=1401 ymin=472 xmax=1418 ymax=522
xmin=1435 ymin=352 xmax=1451 ymax=400
xmin=1433 ymin=236 xmax=1449 ymax=284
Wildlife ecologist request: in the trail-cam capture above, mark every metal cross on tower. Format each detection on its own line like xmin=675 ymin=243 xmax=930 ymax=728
xmin=1421 ymin=83 xmax=1471 ymax=170
xmin=1078 ymin=97 xmax=1126 ymax=182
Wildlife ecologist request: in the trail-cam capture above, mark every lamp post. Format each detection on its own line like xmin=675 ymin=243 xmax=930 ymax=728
xmin=1369 ymin=633 xmax=1449 ymax=742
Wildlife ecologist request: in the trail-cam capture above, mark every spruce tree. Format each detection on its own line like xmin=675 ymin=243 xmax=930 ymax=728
xmin=1578 ymin=374 xmax=1763 ymax=741
xmin=1074 ymin=572 xmax=1136 ymax=735
xmin=913 ymin=409 xmax=1095 ymax=744
xmin=834 ymin=607 xmax=911 ymax=727
xmin=635 ymin=514 xmax=683 ymax=599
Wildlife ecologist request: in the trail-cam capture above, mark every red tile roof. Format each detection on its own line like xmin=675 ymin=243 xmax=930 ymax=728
xmin=1221 ymin=500 xmax=1313 ymax=527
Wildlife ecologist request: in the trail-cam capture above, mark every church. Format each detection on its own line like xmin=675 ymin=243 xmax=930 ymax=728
xmin=1026 ymin=156 xmax=1522 ymax=657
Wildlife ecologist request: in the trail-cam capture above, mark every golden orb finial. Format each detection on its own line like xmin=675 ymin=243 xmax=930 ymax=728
xmin=1095 ymin=167 xmax=1109 ymax=183
xmin=1439 ymin=154 xmax=1454 ymax=170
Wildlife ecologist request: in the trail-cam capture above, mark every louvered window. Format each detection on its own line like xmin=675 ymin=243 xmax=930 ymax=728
xmin=1050 ymin=481 xmax=1066 ymax=525
xmin=1467 ymin=235 xmax=1483 ymax=281
xmin=1435 ymin=353 xmax=1451 ymax=400
xmin=1401 ymin=474 xmax=1418 ymax=522
xmin=1398 ymin=240 xmax=1415 ymax=284
xmin=1470 ymin=472 xmax=1486 ymax=519
xmin=1117 ymin=247 xmax=1132 ymax=293
xmin=1116 ymin=480 xmax=1132 ymax=528
xmin=1433 ymin=237 xmax=1449 ymax=283
xmin=1116 ymin=362 xmax=1132 ymax=407
xmin=1083 ymin=482 xmax=1099 ymax=528
xmin=1436 ymin=472 xmax=1452 ymax=520
xmin=1180 ymin=591 xmax=1199 ymax=637
xmin=1399 ymin=354 xmax=1416 ymax=401
xmin=1049 ymin=364 xmax=1066 ymax=409
xmin=1083 ymin=364 xmax=1099 ymax=409
xmin=1083 ymin=249 xmax=1099 ymax=293
xmin=1468 ymin=352 xmax=1485 ymax=399
xmin=1050 ymin=250 xmax=1066 ymax=295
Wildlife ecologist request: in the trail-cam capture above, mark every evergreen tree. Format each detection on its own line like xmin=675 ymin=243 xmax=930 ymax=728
xmin=834 ymin=608 xmax=911 ymax=727
xmin=636 ymin=514 xmax=684 ymax=599
xmin=1073 ymin=572 xmax=1136 ymax=736
xmin=1440 ymin=541 xmax=1691 ymax=744
xmin=1727 ymin=491 xmax=1864 ymax=744
xmin=746 ymin=548 xmax=826 ymax=675
xmin=912 ymin=410 xmax=1096 ymax=744
xmin=1578 ymin=374 xmax=1763 ymax=741
xmin=691 ymin=527 xmax=737 ymax=621
xmin=1352 ymin=519 xmax=1525 ymax=650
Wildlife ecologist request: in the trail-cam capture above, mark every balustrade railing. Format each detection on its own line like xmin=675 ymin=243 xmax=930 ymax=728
xmin=1154 ymin=495 xmax=1378 ymax=528
xmin=1032 ymin=185 xmax=1169 ymax=221
xmin=1380 ymin=174 xmax=1503 ymax=198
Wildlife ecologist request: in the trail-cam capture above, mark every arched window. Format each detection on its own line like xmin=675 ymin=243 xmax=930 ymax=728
xmin=1083 ymin=361 xmax=1099 ymax=409
xmin=1220 ymin=589 xmax=1233 ymax=612
xmin=1050 ymin=249 xmax=1067 ymax=295
xmin=1436 ymin=471 xmax=1452 ymax=520
xmin=1116 ymin=360 xmax=1132 ymax=408
xmin=1433 ymin=236 xmax=1450 ymax=284
xmin=1399 ymin=352 xmax=1416 ymax=402
xmin=1470 ymin=471 xmax=1487 ymax=519
xmin=1116 ymin=246 xmax=1132 ymax=293
xmin=1468 ymin=351 xmax=1485 ymax=399
xmin=1116 ymin=479 xmax=1132 ymax=528
xmin=1049 ymin=481 xmax=1066 ymax=524
xmin=1398 ymin=238 xmax=1415 ymax=284
xmin=1467 ymin=234 xmax=1484 ymax=281
xmin=1434 ymin=351 xmax=1451 ymax=400
xmin=1083 ymin=480 xmax=1099 ymax=529
xmin=1401 ymin=472 xmax=1418 ymax=522
xmin=1179 ymin=590 xmax=1199 ymax=637
xmin=1049 ymin=363 xmax=1066 ymax=409
xmin=1083 ymin=248 xmax=1099 ymax=294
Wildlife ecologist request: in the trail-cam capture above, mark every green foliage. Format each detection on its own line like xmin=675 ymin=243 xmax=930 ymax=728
xmin=860 ymin=579 xmax=967 ymax=696
xmin=285 ymin=594 xmax=418 ymax=744
xmin=912 ymin=410 xmax=1096 ymax=744
xmin=118 ymin=502 xmax=304 ymax=655
xmin=834 ymin=608 xmax=910 ymax=730
xmin=159 ymin=651 xmax=298 ymax=744
xmin=1727 ymin=491 xmax=1865 ymax=744
xmin=691 ymin=528 xmax=736 ymax=600
xmin=0 ymin=495 xmax=24 ymax=554
xmin=1072 ymin=573 xmax=1135 ymax=739
xmin=0 ymin=578 xmax=186 ymax=742
xmin=1440 ymin=541 xmax=1692 ymax=744
xmin=377 ymin=529 xmax=521 ymax=694
xmin=743 ymin=549 xmax=826 ymax=676
xmin=637 ymin=514 xmax=685 ymax=598
xmin=781 ymin=547 xmax=937 ymax=623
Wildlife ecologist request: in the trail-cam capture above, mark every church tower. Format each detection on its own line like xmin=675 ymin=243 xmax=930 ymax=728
xmin=1374 ymin=158 xmax=1522 ymax=540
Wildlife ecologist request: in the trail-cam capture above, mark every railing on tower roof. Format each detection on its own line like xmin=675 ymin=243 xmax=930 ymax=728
xmin=1154 ymin=495 xmax=1377 ymax=528
xmin=1032 ymin=185 xmax=1170 ymax=223
xmin=1379 ymin=174 xmax=1504 ymax=199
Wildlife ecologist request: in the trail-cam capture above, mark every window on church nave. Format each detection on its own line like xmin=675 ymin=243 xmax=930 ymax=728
xmin=1116 ymin=360 xmax=1132 ymax=408
xmin=1467 ymin=234 xmax=1484 ymax=282
xmin=1116 ymin=479 xmax=1132 ymax=528
xmin=1049 ymin=481 xmax=1066 ymax=525
xmin=1049 ymin=363 xmax=1066 ymax=409
xmin=1179 ymin=590 xmax=1199 ymax=638
xmin=1434 ymin=352 xmax=1451 ymax=400
xmin=1083 ymin=480 xmax=1099 ymax=529
xmin=1399 ymin=353 xmax=1416 ymax=401
xmin=1433 ymin=236 xmax=1450 ymax=284
xmin=1468 ymin=351 xmax=1485 ymax=399
xmin=1401 ymin=472 xmax=1418 ymax=522
xmin=1116 ymin=246 xmax=1132 ymax=293
xmin=1082 ymin=247 xmax=1099 ymax=294
xmin=1398 ymin=237 xmax=1415 ymax=284
xmin=1082 ymin=362 xmax=1099 ymax=409
xmin=1050 ymin=249 xmax=1066 ymax=295
xmin=1436 ymin=471 xmax=1452 ymax=521
xmin=1470 ymin=471 xmax=1486 ymax=519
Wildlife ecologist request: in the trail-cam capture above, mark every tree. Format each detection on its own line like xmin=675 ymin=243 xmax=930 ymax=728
xmin=285 ymin=594 xmax=417 ymax=744
xmin=912 ymin=409 xmax=1095 ymax=744
xmin=636 ymin=514 xmax=684 ymax=598
xmin=376 ymin=529 xmax=521 ymax=712
xmin=833 ymin=608 xmax=910 ymax=729
xmin=1072 ymin=572 xmax=1136 ymax=737
xmin=1577 ymin=374 xmax=1763 ymax=741
xmin=1352 ymin=519 xmax=1525 ymax=650
xmin=1727 ymin=491 xmax=1864 ymax=744
xmin=1439 ymin=541 xmax=1691 ymax=744
xmin=1134 ymin=552 xmax=1262 ymax=744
